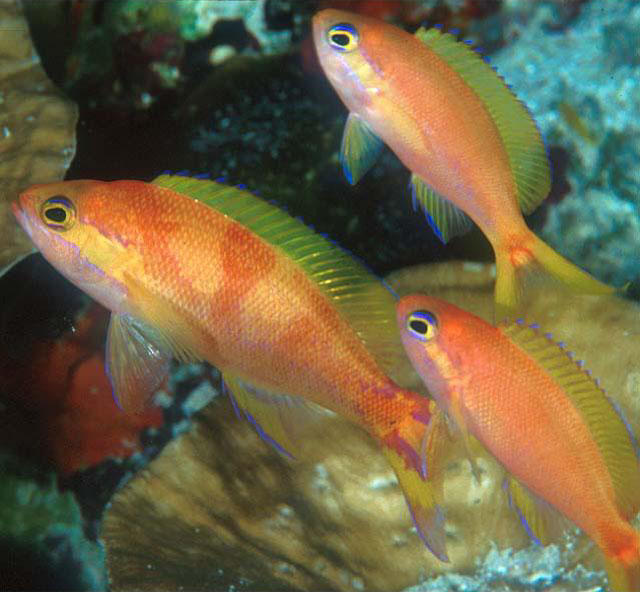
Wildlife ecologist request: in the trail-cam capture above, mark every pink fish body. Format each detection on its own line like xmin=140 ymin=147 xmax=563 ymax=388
xmin=397 ymin=293 xmax=640 ymax=591
xmin=315 ymin=11 xmax=514 ymax=231
xmin=14 ymin=175 xmax=450 ymax=561
xmin=313 ymin=9 xmax=615 ymax=317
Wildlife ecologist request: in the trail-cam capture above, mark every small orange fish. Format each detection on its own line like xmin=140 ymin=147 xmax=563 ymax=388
xmin=397 ymin=293 xmax=640 ymax=592
xmin=14 ymin=175 xmax=449 ymax=560
xmin=313 ymin=9 xmax=615 ymax=317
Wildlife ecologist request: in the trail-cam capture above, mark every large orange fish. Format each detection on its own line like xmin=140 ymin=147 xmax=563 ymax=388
xmin=313 ymin=9 xmax=615 ymax=317
xmin=397 ymin=293 xmax=640 ymax=592
xmin=13 ymin=174 xmax=449 ymax=560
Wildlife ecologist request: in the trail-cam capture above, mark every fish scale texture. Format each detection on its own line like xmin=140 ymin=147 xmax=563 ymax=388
xmin=398 ymin=292 xmax=640 ymax=589
xmin=18 ymin=178 xmax=418 ymax=434
xmin=110 ymin=183 xmax=387 ymax=416
xmin=313 ymin=8 xmax=522 ymax=243
xmin=399 ymin=293 xmax=640 ymax=571
xmin=463 ymin=325 xmax=616 ymax=535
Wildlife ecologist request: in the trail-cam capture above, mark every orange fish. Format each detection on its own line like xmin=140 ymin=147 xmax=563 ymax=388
xmin=397 ymin=293 xmax=640 ymax=592
xmin=13 ymin=174 xmax=449 ymax=560
xmin=312 ymin=9 xmax=615 ymax=317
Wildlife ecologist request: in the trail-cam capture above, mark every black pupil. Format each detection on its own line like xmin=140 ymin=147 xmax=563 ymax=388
xmin=331 ymin=32 xmax=350 ymax=46
xmin=409 ymin=319 xmax=428 ymax=335
xmin=45 ymin=207 xmax=67 ymax=223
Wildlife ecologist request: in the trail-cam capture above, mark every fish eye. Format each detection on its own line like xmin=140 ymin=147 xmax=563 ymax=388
xmin=407 ymin=310 xmax=438 ymax=342
xmin=40 ymin=195 xmax=76 ymax=231
xmin=327 ymin=23 xmax=359 ymax=52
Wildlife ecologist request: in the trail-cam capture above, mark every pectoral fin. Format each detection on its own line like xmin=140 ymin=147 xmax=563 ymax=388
xmin=340 ymin=112 xmax=384 ymax=185
xmin=445 ymin=394 xmax=484 ymax=483
xmin=410 ymin=174 xmax=473 ymax=243
xmin=105 ymin=313 xmax=172 ymax=413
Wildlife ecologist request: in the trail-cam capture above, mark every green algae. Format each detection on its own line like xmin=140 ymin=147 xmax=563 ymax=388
xmin=0 ymin=455 xmax=106 ymax=591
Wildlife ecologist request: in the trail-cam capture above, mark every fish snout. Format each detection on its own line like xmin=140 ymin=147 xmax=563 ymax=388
xmin=11 ymin=199 xmax=22 ymax=219
xmin=14 ymin=187 xmax=42 ymax=232
xmin=11 ymin=198 xmax=31 ymax=237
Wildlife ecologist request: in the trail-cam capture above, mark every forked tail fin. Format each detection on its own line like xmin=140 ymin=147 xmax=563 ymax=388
xmin=494 ymin=229 xmax=617 ymax=321
xmin=379 ymin=398 xmax=450 ymax=562
xmin=603 ymin=531 xmax=640 ymax=592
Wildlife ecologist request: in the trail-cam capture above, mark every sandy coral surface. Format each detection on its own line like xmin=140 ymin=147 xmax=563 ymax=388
xmin=102 ymin=262 xmax=640 ymax=592
xmin=0 ymin=0 xmax=76 ymax=276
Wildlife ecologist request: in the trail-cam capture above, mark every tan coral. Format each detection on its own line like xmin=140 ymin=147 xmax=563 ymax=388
xmin=102 ymin=261 xmax=640 ymax=591
xmin=0 ymin=0 xmax=77 ymax=275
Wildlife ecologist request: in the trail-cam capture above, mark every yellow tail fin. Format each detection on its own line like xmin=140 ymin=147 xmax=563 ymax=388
xmin=603 ymin=531 xmax=640 ymax=592
xmin=494 ymin=229 xmax=617 ymax=321
xmin=379 ymin=400 xmax=450 ymax=562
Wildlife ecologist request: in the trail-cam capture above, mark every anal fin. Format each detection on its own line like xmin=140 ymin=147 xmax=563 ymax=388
xmin=505 ymin=475 xmax=570 ymax=546
xmin=223 ymin=373 xmax=325 ymax=459
xmin=410 ymin=174 xmax=473 ymax=243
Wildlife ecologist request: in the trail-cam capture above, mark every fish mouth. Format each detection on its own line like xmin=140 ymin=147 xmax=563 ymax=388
xmin=12 ymin=199 xmax=32 ymax=239
xmin=11 ymin=200 xmax=23 ymax=222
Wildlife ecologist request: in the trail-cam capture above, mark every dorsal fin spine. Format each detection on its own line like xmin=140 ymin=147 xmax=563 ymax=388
xmin=151 ymin=174 xmax=403 ymax=376
xmin=415 ymin=25 xmax=551 ymax=215
xmin=501 ymin=319 xmax=640 ymax=517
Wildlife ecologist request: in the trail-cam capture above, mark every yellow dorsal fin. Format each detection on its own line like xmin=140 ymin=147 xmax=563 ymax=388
xmin=415 ymin=27 xmax=551 ymax=215
xmin=152 ymin=175 xmax=402 ymax=376
xmin=501 ymin=320 xmax=640 ymax=518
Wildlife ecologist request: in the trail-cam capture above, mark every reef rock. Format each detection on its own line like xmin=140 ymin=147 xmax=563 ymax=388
xmin=492 ymin=0 xmax=640 ymax=286
xmin=108 ymin=0 xmax=292 ymax=55
xmin=102 ymin=262 xmax=640 ymax=592
xmin=0 ymin=0 xmax=77 ymax=276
